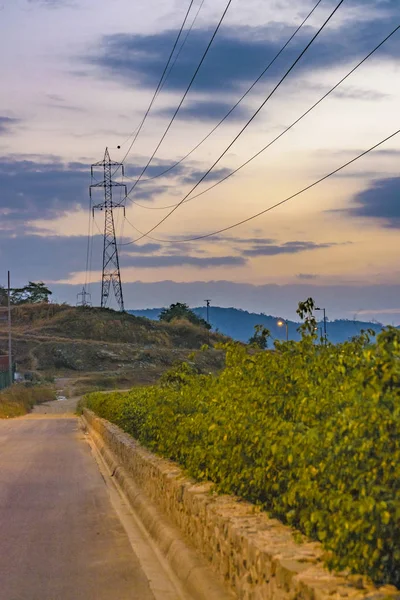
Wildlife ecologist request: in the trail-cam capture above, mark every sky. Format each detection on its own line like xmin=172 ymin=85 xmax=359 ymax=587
xmin=0 ymin=0 xmax=399 ymax=323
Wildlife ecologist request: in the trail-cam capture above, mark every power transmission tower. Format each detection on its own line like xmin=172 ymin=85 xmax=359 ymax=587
xmin=90 ymin=148 xmax=127 ymax=312
xmin=76 ymin=288 xmax=92 ymax=307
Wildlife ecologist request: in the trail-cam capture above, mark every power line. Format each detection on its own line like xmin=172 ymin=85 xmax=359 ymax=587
xmin=124 ymin=0 xmax=346 ymax=241
xmin=78 ymin=175 xmax=95 ymax=307
xmin=117 ymin=125 xmax=140 ymax=152
xmin=123 ymin=129 xmax=400 ymax=244
xmin=118 ymin=0 xmax=196 ymax=166
xmin=157 ymin=0 xmax=206 ymax=98
xmin=128 ymin=23 xmax=400 ymax=211
xmin=88 ymin=223 xmax=94 ymax=288
xmin=116 ymin=1 xmax=203 ymax=153
xmin=117 ymin=170 xmax=126 ymax=246
xmin=93 ymin=215 xmax=104 ymax=237
xmin=84 ymin=185 xmax=93 ymax=289
xmin=123 ymin=214 xmax=143 ymax=236
xmin=125 ymin=0 xmax=325 ymax=191
xmin=121 ymin=0 xmax=234 ymax=197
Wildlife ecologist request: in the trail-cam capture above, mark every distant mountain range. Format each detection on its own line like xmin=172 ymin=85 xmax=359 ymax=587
xmin=128 ymin=307 xmax=385 ymax=344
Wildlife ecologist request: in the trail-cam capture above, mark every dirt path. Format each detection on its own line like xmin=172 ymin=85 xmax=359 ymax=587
xmin=32 ymin=396 xmax=80 ymax=415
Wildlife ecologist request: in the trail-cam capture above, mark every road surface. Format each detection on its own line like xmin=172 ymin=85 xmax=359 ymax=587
xmin=0 ymin=399 xmax=188 ymax=600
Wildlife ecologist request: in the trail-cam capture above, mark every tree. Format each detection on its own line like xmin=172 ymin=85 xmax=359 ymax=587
xmin=11 ymin=282 xmax=52 ymax=305
xmin=248 ymin=324 xmax=270 ymax=349
xmin=159 ymin=302 xmax=211 ymax=330
xmin=0 ymin=286 xmax=7 ymax=307
xmin=296 ymin=297 xmax=318 ymax=339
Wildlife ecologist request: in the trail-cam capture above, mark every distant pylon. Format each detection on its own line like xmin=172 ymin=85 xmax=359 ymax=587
xmin=76 ymin=287 xmax=92 ymax=307
xmin=90 ymin=148 xmax=127 ymax=312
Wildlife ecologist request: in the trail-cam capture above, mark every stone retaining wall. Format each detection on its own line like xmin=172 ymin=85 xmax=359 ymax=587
xmin=83 ymin=409 xmax=400 ymax=600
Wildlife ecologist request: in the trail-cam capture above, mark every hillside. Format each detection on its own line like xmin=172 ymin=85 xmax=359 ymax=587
xmin=129 ymin=306 xmax=385 ymax=344
xmin=0 ymin=304 xmax=226 ymax=394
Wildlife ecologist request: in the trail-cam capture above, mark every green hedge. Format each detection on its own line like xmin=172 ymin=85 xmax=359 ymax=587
xmin=83 ymin=327 xmax=400 ymax=585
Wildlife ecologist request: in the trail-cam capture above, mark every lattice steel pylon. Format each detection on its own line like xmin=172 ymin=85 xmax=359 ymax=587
xmin=90 ymin=148 xmax=127 ymax=312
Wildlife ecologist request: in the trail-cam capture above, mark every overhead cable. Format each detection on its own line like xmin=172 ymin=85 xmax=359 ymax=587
xmin=157 ymin=0 xmax=206 ymax=98
xmin=84 ymin=189 xmax=93 ymax=290
xmin=122 ymin=129 xmax=400 ymax=244
xmin=126 ymin=0 xmax=325 ymax=189
xmin=129 ymin=23 xmax=399 ymax=211
xmin=124 ymin=0 xmax=346 ymax=241
xmin=121 ymin=0 xmax=234 ymax=196
xmin=117 ymin=0 xmax=196 ymax=166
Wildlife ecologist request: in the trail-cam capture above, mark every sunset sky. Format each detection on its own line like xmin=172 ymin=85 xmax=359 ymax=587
xmin=1 ymin=0 xmax=399 ymax=322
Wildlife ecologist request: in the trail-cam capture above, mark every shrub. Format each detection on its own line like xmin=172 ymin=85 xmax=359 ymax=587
xmin=83 ymin=327 xmax=400 ymax=585
xmin=0 ymin=384 xmax=56 ymax=418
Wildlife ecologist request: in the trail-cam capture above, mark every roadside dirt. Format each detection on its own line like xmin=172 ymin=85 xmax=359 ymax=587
xmin=32 ymin=396 xmax=79 ymax=415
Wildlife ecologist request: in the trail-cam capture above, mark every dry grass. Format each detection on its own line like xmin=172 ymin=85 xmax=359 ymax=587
xmin=0 ymin=384 xmax=56 ymax=418
xmin=0 ymin=304 xmax=229 ymax=388
xmin=0 ymin=304 xmax=226 ymax=346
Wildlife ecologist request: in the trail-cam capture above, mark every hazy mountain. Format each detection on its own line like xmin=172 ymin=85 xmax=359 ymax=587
xmin=128 ymin=307 xmax=384 ymax=344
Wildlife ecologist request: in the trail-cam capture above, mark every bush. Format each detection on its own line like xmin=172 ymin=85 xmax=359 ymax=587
xmin=83 ymin=327 xmax=400 ymax=585
xmin=0 ymin=384 xmax=56 ymax=418
xmin=159 ymin=302 xmax=211 ymax=330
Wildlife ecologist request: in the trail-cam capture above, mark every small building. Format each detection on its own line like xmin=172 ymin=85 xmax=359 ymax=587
xmin=0 ymin=355 xmax=14 ymax=390
xmin=0 ymin=355 xmax=9 ymax=371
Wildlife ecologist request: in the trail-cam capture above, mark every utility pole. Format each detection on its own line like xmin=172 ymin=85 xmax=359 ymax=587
xmin=204 ymin=299 xmax=211 ymax=345
xmin=315 ymin=307 xmax=327 ymax=345
xmin=7 ymin=271 xmax=12 ymax=385
xmin=90 ymin=148 xmax=127 ymax=312
xmin=204 ymin=299 xmax=211 ymax=325
xmin=277 ymin=318 xmax=289 ymax=342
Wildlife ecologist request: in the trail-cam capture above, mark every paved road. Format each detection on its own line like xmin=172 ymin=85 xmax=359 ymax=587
xmin=0 ymin=401 xmax=186 ymax=600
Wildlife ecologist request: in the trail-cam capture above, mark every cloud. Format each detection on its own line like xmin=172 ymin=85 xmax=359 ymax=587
xmin=334 ymin=170 xmax=392 ymax=180
xmin=125 ymin=182 xmax=172 ymax=202
xmin=0 ymin=117 xmax=20 ymax=135
xmin=373 ymin=149 xmax=400 ymax=157
xmin=84 ymin=28 xmax=276 ymax=93
xmin=297 ymin=273 xmax=319 ymax=280
xmin=44 ymin=94 xmax=87 ymax=113
xmin=0 ymin=227 xmax=245 ymax=283
xmin=181 ymin=166 xmax=232 ymax=185
xmin=26 ymin=0 xmax=75 ymax=7
xmin=0 ymin=157 xmax=90 ymax=222
xmin=121 ymin=243 xmax=162 ymax=254
xmin=156 ymin=236 xmax=339 ymax=257
xmin=155 ymin=100 xmax=251 ymax=122
xmin=242 ymin=240 xmax=335 ymax=257
xmin=227 ymin=236 xmax=276 ymax=244
xmin=343 ymin=177 xmax=400 ymax=228
xmin=83 ymin=16 xmax=400 ymax=94
xmin=332 ymin=86 xmax=390 ymax=101
xmin=122 ymin=161 xmax=232 ymax=197
xmin=122 ymin=254 xmax=246 ymax=269
xmin=0 ymin=154 xmax=231 ymax=222
xmin=154 ymin=234 xmax=279 ymax=246
xmin=124 ymin=159 xmax=190 ymax=183
xmin=0 ymin=233 xmax=101 ymax=281
xmin=354 ymin=307 xmax=400 ymax=316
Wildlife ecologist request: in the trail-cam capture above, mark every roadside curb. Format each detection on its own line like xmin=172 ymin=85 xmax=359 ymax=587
xmin=82 ymin=409 xmax=400 ymax=600
xmin=81 ymin=411 xmax=235 ymax=600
